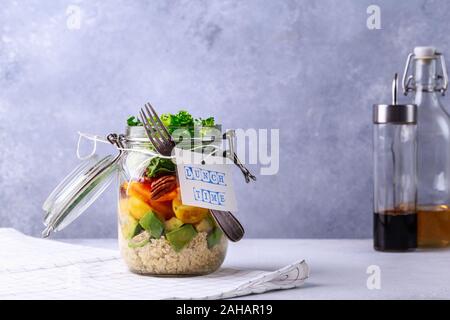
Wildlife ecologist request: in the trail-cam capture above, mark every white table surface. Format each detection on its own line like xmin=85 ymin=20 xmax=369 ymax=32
xmin=60 ymin=238 xmax=450 ymax=300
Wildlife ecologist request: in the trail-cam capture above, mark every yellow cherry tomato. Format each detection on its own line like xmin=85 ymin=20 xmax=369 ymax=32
xmin=172 ymin=196 xmax=208 ymax=224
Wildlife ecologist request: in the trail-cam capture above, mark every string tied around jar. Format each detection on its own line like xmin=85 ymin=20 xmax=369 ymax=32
xmin=77 ymin=131 xmax=226 ymax=180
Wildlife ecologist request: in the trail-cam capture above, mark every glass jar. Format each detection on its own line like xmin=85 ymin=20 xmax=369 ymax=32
xmin=42 ymin=126 xmax=228 ymax=276
xmin=117 ymin=126 xmax=227 ymax=275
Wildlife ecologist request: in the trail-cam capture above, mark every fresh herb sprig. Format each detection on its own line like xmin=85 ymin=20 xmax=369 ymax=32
xmin=127 ymin=116 xmax=142 ymax=127
xmin=127 ymin=110 xmax=215 ymax=134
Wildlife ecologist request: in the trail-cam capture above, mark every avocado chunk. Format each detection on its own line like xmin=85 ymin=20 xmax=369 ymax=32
xmin=139 ymin=211 xmax=164 ymax=239
xmin=164 ymin=217 xmax=184 ymax=232
xmin=128 ymin=231 xmax=150 ymax=248
xmin=122 ymin=219 xmax=143 ymax=240
xmin=195 ymin=217 xmax=214 ymax=233
xmin=128 ymin=238 xmax=149 ymax=248
xmin=207 ymin=227 xmax=223 ymax=249
xmin=166 ymin=224 xmax=197 ymax=252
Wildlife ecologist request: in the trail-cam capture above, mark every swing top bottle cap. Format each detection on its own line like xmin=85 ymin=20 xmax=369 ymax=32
xmin=414 ymin=46 xmax=436 ymax=59
xmin=373 ymin=73 xmax=417 ymax=124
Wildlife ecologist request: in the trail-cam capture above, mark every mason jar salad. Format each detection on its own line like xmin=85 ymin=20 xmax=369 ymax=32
xmin=118 ymin=111 xmax=227 ymax=275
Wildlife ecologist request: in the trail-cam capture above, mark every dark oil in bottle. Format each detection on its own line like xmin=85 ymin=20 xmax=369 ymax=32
xmin=374 ymin=210 xmax=417 ymax=252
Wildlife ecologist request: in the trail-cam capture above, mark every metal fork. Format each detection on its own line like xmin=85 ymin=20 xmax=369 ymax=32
xmin=139 ymin=103 xmax=245 ymax=242
xmin=139 ymin=103 xmax=175 ymax=156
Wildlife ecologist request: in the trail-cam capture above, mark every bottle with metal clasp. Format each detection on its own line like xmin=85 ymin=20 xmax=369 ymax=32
xmin=402 ymin=47 xmax=450 ymax=248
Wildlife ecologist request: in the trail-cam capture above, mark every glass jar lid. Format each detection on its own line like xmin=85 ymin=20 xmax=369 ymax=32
xmin=42 ymin=134 xmax=124 ymax=237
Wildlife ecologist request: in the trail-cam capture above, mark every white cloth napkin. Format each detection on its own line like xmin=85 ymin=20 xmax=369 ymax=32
xmin=0 ymin=228 xmax=309 ymax=299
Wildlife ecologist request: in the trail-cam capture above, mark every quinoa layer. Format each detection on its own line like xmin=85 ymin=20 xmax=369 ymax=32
xmin=119 ymin=230 xmax=227 ymax=275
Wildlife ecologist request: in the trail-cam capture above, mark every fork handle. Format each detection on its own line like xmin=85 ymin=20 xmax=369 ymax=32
xmin=209 ymin=210 xmax=245 ymax=242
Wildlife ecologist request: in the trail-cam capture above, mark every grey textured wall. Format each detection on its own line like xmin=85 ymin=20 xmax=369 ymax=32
xmin=1 ymin=0 xmax=450 ymax=238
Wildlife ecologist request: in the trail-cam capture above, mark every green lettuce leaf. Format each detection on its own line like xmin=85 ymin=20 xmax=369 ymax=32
xmin=146 ymin=157 xmax=176 ymax=178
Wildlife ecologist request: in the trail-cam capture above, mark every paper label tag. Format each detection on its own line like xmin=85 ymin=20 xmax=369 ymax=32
xmin=174 ymin=148 xmax=237 ymax=212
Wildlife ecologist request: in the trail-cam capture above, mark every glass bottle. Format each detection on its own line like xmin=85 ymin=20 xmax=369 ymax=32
xmin=373 ymin=74 xmax=418 ymax=251
xmin=402 ymin=46 xmax=450 ymax=247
